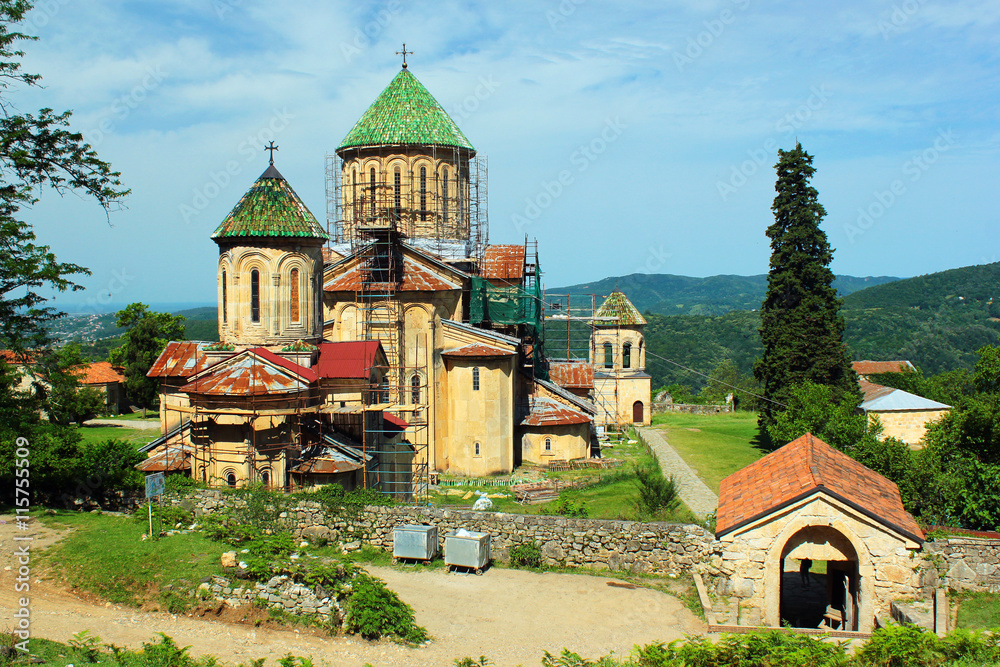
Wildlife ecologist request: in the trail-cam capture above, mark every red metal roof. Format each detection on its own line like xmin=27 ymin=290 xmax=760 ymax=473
xmin=180 ymin=349 xmax=314 ymax=396
xmin=441 ymin=343 xmax=515 ymax=357
xmin=852 ymin=360 xmax=915 ymax=375
xmin=147 ymin=341 xmax=211 ymax=378
xmin=315 ymin=341 xmax=385 ymax=379
xmin=76 ymin=361 xmax=125 ymax=385
xmin=481 ymin=244 xmax=525 ymax=281
xmin=549 ymin=361 xmax=594 ymax=390
xmin=384 ymin=413 xmax=409 ymax=430
xmin=521 ymin=397 xmax=591 ymax=427
xmin=717 ymin=433 xmax=923 ymax=542
xmin=325 ymin=253 xmax=459 ymax=292
xmin=138 ymin=444 xmax=194 ymax=472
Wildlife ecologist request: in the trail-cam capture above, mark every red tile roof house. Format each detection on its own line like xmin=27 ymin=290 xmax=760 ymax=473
xmin=75 ymin=361 xmax=127 ymax=415
xmin=713 ymin=433 xmax=924 ymax=634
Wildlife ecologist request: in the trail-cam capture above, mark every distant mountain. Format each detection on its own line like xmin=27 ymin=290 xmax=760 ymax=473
xmin=632 ymin=263 xmax=1000 ymax=389
xmin=548 ymin=273 xmax=899 ymax=316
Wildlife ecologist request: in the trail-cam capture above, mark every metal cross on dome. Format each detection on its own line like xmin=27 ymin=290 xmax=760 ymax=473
xmin=396 ymin=43 xmax=413 ymax=68
xmin=264 ymin=141 xmax=278 ymax=165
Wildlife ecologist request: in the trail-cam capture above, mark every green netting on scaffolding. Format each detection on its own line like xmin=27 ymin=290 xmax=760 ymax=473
xmin=469 ymin=276 xmax=540 ymax=326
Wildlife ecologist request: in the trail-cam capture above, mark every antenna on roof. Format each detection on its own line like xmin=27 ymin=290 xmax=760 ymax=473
xmin=265 ymin=141 xmax=278 ymax=166
xmin=396 ymin=42 xmax=413 ymax=69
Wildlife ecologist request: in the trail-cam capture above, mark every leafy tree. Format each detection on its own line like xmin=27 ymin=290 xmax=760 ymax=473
xmin=754 ymin=144 xmax=856 ymax=430
xmin=109 ymin=303 xmax=185 ymax=414
xmin=41 ymin=342 xmax=106 ymax=424
xmin=973 ymin=344 xmax=1000 ymax=394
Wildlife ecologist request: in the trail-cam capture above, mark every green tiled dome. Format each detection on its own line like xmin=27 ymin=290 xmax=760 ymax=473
xmin=338 ymin=68 xmax=474 ymax=152
xmin=212 ymin=165 xmax=329 ymax=241
xmin=595 ymin=291 xmax=647 ymax=326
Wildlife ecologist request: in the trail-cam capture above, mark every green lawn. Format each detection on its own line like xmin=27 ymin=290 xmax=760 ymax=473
xmin=651 ymin=411 xmax=765 ymax=493
xmin=955 ymin=591 xmax=1000 ymax=630
xmin=75 ymin=424 xmax=157 ymax=446
xmin=36 ymin=510 xmax=227 ymax=612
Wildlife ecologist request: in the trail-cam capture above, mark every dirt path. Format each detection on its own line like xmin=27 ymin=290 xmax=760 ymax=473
xmin=0 ymin=515 xmax=704 ymax=666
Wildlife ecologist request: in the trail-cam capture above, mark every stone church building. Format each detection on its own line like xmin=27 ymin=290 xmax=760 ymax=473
xmin=142 ymin=64 xmax=650 ymax=495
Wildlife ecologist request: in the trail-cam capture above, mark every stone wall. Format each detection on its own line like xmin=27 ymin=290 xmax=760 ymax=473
xmin=173 ymin=490 xmax=715 ymax=574
xmin=923 ymin=538 xmax=1000 ymax=593
xmin=652 ymin=402 xmax=733 ymax=415
xmin=196 ymin=573 xmax=337 ymax=623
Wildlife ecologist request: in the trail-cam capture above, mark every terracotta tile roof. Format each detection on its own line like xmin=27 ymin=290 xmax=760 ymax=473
xmin=338 ymin=68 xmax=474 ymax=152
xmin=211 ymin=165 xmax=329 ymax=241
xmin=147 ymin=341 xmax=212 ymax=379
xmin=0 ymin=350 xmax=35 ymax=365
xmin=549 ymin=361 xmax=594 ymax=390
xmin=595 ymin=291 xmax=646 ymax=326
xmin=324 ymin=253 xmax=460 ymax=292
xmin=180 ymin=348 xmax=315 ymax=396
xmin=481 ymin=245 xmax=525 ymax=281
xmin=315 ymin=341 xmax=385 ymax=379
xmin=441 ymin=343 xmax=516 ymax=357
xmin=852 ymin=360 xmax=915 ymax=375
xmin=717 ymin=432 xmax=923 ymax=542
xmin=521 ymin=397 xmax=591 ymax=427
xmin=76 ymin=361 xmax=125 ymax=385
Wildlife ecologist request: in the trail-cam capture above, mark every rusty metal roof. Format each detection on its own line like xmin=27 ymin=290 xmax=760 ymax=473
xmin=717 ymin=433 xmax=923 ymax=542
xmin=481 ymin=244 xmax=525 ymax=281
xmin=315 ymin=341 xmax=385 ymax=379
xmin=325 ymin=254 xmax=461 ymax=292
xmin=549 ymin=361 xmax=594 ymax=390
xmin=521 ymin=397 xmax=591 ymax=427
xmin=147 ymin=341 xmax=212 ymax=378
xmin=180 ymin=348 xmax=315 ymax=396
xmin=138 ymin=443 xmax=195 ymax=472
xmin=441 ymin=343 xmax=516 ymax=357
xmin=852 ymin=360 xmax=916 ymax=375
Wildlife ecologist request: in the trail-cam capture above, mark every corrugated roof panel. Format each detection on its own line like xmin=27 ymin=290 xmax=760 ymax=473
xmin=148 ymin=341 xmax=212 ymax=378
xmin=549 ymin=361 xmax=594 ymax=389
xmin=315 ymin=341 xmax=384 ymax=379
xmin=521 ymin=397 xmax=591 ymax=426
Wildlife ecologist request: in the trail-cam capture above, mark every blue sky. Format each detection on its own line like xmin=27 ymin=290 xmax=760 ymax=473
xmin=15 ymin=0 xmax=1000 ymax=311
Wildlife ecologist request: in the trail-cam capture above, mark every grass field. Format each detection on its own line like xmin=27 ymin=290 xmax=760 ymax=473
xmin=651 ymin=411 xmax=765 ymax=493
xmin=955 ymin=591 xmax=1000 ymax=630
xmin=37 ymin=510 xmax=227 ymax=612
xmin=75 ymin=424 xmax=155 ymax=446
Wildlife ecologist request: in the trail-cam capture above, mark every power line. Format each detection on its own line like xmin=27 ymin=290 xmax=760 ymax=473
xmin=643 ymin=348 xmax=788 ymax=409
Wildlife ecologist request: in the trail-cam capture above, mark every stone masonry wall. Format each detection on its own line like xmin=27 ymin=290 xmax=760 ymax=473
xmin=196 ymin=573 xmax=338 ymax=623
xmin=172 ymin=490 xmax=715 ymax=574
xmin=923 ymin=538 xmax=1000 ymax=593
xmin=651 ymin=402 xmax=733 ymax=415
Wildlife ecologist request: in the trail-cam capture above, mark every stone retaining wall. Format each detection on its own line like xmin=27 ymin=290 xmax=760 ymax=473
xmin=196 ymin=573 xmax=337 ymax=623
xmin=651 ymin=402 xmax=733 ymax=415
xmin=172 ymin=490 xmax=716 ymax=574
xmin=923 ymin=538 xmax=1000 ymax=593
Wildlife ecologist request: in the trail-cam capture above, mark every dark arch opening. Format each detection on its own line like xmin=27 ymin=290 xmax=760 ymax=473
xmin=779 ymin=525 xmax=860 ymax=631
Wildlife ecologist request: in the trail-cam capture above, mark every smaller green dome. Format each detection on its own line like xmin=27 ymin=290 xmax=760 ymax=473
xmin=211 ymin=165 xmax=329 ymax=241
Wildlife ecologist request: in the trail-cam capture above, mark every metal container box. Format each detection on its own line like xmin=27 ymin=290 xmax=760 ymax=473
xmin=393 ymin=524 xmax=438 ymax=562
xmin=444 ymin=531 xmax=491 ymax=573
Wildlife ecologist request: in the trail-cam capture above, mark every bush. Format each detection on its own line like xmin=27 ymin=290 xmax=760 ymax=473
xmin=345 ymin=572 xmax=428 ymax=645
xmin=133 ymin=502 xmax=194 ymax=531
xmin=634 ymin=459 xmax=679 ymax=518
xmin=509 ymin=542 xmax=542 ymax=569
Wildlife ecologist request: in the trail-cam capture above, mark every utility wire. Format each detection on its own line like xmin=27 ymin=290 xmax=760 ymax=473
xmin=643 ymin=348 xmax=789 ymax=409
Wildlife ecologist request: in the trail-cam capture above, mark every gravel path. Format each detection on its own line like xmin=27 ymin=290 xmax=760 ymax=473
xmin=83 ymin=418 xmax=161 ymax=430
xmin=638 ymin=427 xmax=718 ymax=519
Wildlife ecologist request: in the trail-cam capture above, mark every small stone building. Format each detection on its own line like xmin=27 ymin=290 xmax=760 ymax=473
xmin=859 ymin=380 xmax=950 ymax=448
xmin=715 ymin=433 xmax=924 ymax=633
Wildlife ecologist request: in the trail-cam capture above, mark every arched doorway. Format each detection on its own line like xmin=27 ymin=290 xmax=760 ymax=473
xmin=779 ymin=525 xmax=860 ymax=630
xmin=632 ymin=400 xmax=644 ymax=424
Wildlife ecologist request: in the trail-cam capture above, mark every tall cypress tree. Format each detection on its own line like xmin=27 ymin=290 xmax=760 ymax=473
xmin=754 ymin=143 xmax=856 ymax=430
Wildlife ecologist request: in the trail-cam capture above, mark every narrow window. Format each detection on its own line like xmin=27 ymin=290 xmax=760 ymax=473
xmin=261 ymin=470 xmax=270 ymax=487
xmin=200 ymin=466 xmax=207 ymax=483
xmin=544 ymin=438 xmax=552 ymax=452
xmin=225 ymin=471 xmax=237 ymax=488
xmin=419 ymin=166 xmax=427 ymax=221
xmin=250 ymin=269 xmax=260 ymax=323
xmin=393 ymin=166 xmax=401 ymax=221
xmin=474 ymin=441 xmax=481 ymax=456
xmin=472 ymin=366 xmax=480 ymax=391
xmin=380 ymin=375 xmax=390 ymax=403
xmin=221 ymin=270 xmax=227 ymax=324
xmin=442 ymin=168 xmax=449 ymax=224
xmin=457 ymin=165 xmax=464 ymax=225
xmin=289 ymin=268 xmax=300 ymax=323
xmin=369 ymin=167 xmax=376 ymax=219
xmin=352 ymin=168 xmax=358 ymax=223
xmin=623 ymin=342 xmax=632 ymax=369
xmin=411 ymin=373 xmax=421 ymax=405
xmin=603 ymin=342 xmax=613 ymax=368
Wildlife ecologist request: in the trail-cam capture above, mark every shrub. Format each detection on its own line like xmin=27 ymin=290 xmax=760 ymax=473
xmin=854 ymin=623 xmax=945 ymax=667
xmin=345 ymin=572 xmax=428 ymax=645
xmin=133 ymin=502 xmax=194 ymax=531
xmin=509 ymin=542 xmax=543 ymax=569
xmin=634 ymin=460 xmax=679 ymax=518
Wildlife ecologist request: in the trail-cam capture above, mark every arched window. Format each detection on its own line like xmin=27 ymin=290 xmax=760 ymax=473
xmin=544 ymin=437 xmax=552 ymax=452
xmin=474 ymin=441 xmax=481 ymax=456
xmin=411 ymin=373 xmax=421 ymax=405
xmin=623 ymin=342 xmax=632 ymax=369
xmin=225 ymin=471 xmax=237 ymax=488
xmin=369 ymin=167 xmax=376 ymax=219
xmin=221 ymin=270 xmax=227 ymax=324
xmin=200 ymin=466 xmax=207 ymax=483
xmin=352 ymin=168 xmax=358 ymax=223
xmin=289 ymin=268 xmax=300 ymax=323
xmin=260 ymin=469 xmax=270 ymax=487
xmin=419 ymin=166 xmax=427 ymax=221
xmin=393 ymin=166 xmax=401 ymax=221
xmin=472 ymin=366 xmax=480 ymax=391
xmin=457 ymin=165 xmax=464 ymax=224
xmin=603 ymin=342 xmax=613 ymax=368
xmin=442 ymin=168 xmax=449 ymax=223
xmin=250 ymin=269 xmax=260 ymax=323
